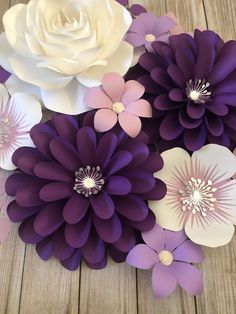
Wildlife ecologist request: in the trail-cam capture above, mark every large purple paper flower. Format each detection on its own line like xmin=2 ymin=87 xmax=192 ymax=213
xmin=135 ymin=29 xmax=236 ymax=151
xmin=126 ymin=224 xmax=204 ymax=298
xmin=5 ymin=113 xmax=166 ymax=270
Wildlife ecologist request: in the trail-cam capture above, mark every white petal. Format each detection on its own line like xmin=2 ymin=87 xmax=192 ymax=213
xmin=154 ymin=147 xmax=191 ymax=183
xmin=10 ymin=93 xmax=42 ymax=127
xmin=148 ymin=197 xmax=184 ymax=231
xmin=41 ymin=79 xmax=91 ymax=115
xmin=185 ymin=217 xmax=235 ymax=247
xmin=0 ymin=33 xmax=14 ymax=73
xmin=5 ymin=75 xmax=42 ymax=101
xmin=77 ymin=41 xmax=133 ymax=87
xmin=217 ymin=180 xmax=236 ymax=225
xmin=192 ymin=144 xmax=236 ymax=183
xmin=3 ymin=4 xmax=30 ymax=55
xmin=0 ymin=84 xmax=10 ymax=106
xmin=131 ymin=46 xmax=146 ymax=67
xmin=9 ymin=53 xmax=73 ymax=90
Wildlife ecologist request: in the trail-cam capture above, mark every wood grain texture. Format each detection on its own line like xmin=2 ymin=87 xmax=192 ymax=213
xmin=0 ymin=1 xmax=236 ymax=314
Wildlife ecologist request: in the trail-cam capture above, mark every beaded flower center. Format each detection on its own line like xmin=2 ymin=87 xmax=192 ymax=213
xmin=112 ymin=102 xmax=125 ymax=114
xmin=145 ymin=34 xmax=156 ymax=42
xmin=186 ymin=79 xmax=212 ymax=104
xmin=74 ymin=166 xmax=105 ymax=197
xmin=0 ymin=118 xmax=11 ymax=148
xmin=159 ymin=250 xmax=173 ymax=266
xmin=178 ymin=178 xmax=217 ymax=217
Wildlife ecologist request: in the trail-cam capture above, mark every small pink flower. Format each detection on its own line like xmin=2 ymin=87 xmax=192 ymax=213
xmin=84 ymin=73 xmax=152 ymax=138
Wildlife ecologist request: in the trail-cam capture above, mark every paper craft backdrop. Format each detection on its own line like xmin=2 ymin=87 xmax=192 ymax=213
xmin=0 ymin=1 xmax=236 ymax=314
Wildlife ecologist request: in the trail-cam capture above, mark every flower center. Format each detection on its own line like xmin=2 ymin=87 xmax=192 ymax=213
xmin=179 ymin=177 xmax=217 ymax=216
xmin=0 ymin=118 xmax=10 ymax=147
xmin=186 ymin=79 xmax=211 ymax=104
xmin=112 ymin=102 xmax=125 ymax=114
xmin=159 ymin=250 xmax=173 ymax=266
xmin=74 ymin=166 xmax=105 ymax=197
xmin=145 ymin=34 xmax=156 ymax=42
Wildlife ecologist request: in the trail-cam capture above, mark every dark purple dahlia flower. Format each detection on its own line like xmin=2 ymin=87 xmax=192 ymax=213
xmin=5 ymin=113 xmax=166 ymax=270
xmin=135 ymin=29 xmax=236 ymax=151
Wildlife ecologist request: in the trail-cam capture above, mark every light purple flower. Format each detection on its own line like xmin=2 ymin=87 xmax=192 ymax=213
xmin=116 ymin=0 xmax=147 ymax=17
xmin=126 ymin=224 xmax=204 ymax=298
xmin=126 ymin=13 xmax=177 ymax=52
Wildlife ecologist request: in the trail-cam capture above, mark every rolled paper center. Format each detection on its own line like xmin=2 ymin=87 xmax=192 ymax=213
xmin=159 ymin=250 xmax=173 ymax=266
xmin=145 ymin=34 xmax=156 ymax=42
xmin=112 ymin=102 xmax=125 ymax=114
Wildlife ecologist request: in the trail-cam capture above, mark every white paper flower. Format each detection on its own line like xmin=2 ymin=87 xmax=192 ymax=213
xmin=0 ymin=0 xmax=133 ymax=115
xmin=0 ymin=84 xmax=42 ymax=170
xmin=149 ymin=144 xmax=236 ymax=247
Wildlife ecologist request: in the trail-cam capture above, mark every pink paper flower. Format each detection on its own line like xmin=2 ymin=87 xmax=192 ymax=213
xmin=126 ymin=224 xmax=204 ymax=298
xmin=149 ymin=145 xmax=236 ymax=247
xmin=84 ymin=73 xmax=152 ymax=138
xmin=0 ymin=84 xmax=42 ymax=170
xmin=0 ymin=169 xmax=12 ymax=242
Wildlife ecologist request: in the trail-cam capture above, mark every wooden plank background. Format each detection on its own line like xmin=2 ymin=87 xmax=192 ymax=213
xmin=0 ymin=0 xmax=236 ymax=313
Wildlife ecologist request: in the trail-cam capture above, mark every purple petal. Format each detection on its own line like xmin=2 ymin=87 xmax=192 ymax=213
xmin=160 ymin=112 xmax=184 ymax=140
xmin=126 ymin=170 xmax=155 ymax=193
xmin=154 ymin=94 xmax=181 ymax=111
xmin=76 ymin=127 xmax=97 ymax=165
xmin=80 ymin=230 xmax=105 ymax=264
xmin=113 ymin=223 xmax=136 ymax=252
xmin=86 ymin=255 xmax=107 ymax=270
xmin=95 ymin=133 xmax=118 ymax=168
xmin=187 ymin=102 xmax=205 ymax=119
xmin=53 ymin=114 xmax=78 ymax=147
xmin=39 ymin=182 xmax=73 ymax=202
xmin=164 ymin=230 xmax=187 ymax=252
xmin=60 ymin=249 xmax=81 ymax=271
xmin=90 ymin=192 xmax=115 ymax=219
xmin=109 ymin=245 xmax=127 ymax=263
xmin=173 ymin=240 xmax=204 ymax=263
xmin=34 ymin=161 xmax=72 ymax=182
xmin=151 ymin=67 xmax=173 ymax=89
xmin=104 ymin=176 xmax=132 ymax=195
xmin=169 ymin=88 xmax=186 ymax=102
xmin=206 ymin=101 xmax=229 ymax=116
xmin=52 ymin=228 xmax=74 ymax=260
xmin=34 ymin=202 xmax=64 ymax=236
xmin=128 ymin=210 xmax=156 ymax=232
xmin=167 ymin=64 xmax=186 ymax=88
xmin=5 ymin=173 xmax=38 ymax=196
xmin=17 ymin=151 xmax=46 ymax=176
xmin=140 ymin=178 xmax=167 ymax=201
xmin=126 ymin=244 xmax=157 ymax=269
xmin=64 ymin=214 xmax=91 ymax=248
xmin=12 ymin=147 xmax=45 ymax=169
xmin=179 ymin=109 xmax=203 ymax=129
xmin=36 ymin=238 xmax=52 ymax=261
xmin=92 ymin=212 xmax=122 ymax=243
xmin=104 ymin=151 xmax=132 ymax=176
xmin=172 ymin=262 xmax=203 ymax=295
xmin=30 ymin=124 xmax=56 ymax=159
xmin=206 ymin=114 xmax=224 ymax=136
xmin=126 ymin=32 xmax=145 ymax=48
xmin=19 ymin=216 xmax=44 ymax=244
xmin=129 ymin=4 xmax=147 ymax=16
xmin=16 ymin=182 xmax=45 ymax=207
xmin=152 ymin=263 xmax=177 ymax=297
xmin=184 ymin=124 xmax=206 ymax=151
xmin=63 ymin=194 xmax=89 ymax=224
xmin=7 ymin=201 xmax=42 ymax=223
xmin=142 ymin=224 xmax=165 ymax=252
xmin=113 ymin=195 xmax=148 ymax=221
xmin=142 ymin=153 xmax=164 ymax=173
xmin=50 ymin=137 xmax=81 ymax=171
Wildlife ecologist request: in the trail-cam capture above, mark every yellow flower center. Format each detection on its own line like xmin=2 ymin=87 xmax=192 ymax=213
xmin=145 ymin=34 xmax=156 ymax=42
xmin=158 ymin=250 xmax=173 ymax=266
xmin=112 ymin=102 xmax=125 ymax=114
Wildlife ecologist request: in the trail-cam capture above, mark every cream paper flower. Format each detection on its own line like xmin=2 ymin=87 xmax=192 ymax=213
xmin=149 ymin=144 xmax=236 ymax=247
xmin=0 ymin=0 xmax=133 ymax=115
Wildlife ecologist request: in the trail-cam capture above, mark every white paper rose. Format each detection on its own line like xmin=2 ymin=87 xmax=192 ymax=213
xmin=0 ymin=0 xmax=133 ymax=114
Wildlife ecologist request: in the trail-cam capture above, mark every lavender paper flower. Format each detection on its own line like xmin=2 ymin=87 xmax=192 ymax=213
xmin=116 ymin=0 xmax=147 ymax=17
xmin=126 ymin=224 xmax=204 ymax=298
xmin=6 ymin=112 xmax=166 ymax=271
xmin=134 ymin=29 xmax=236 ymax=151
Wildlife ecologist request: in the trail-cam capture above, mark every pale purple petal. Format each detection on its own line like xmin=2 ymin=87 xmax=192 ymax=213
xmin=152 ymin=263 xmax=177 ymax=297
xmin=172 ymin=262 xmax=203 ymax=295
xmin=94 ymin=109 xmax=118 ymax=132
xmin=125 ymin=99 xmax=152 ymax=117
xmin=122 ymin=80 xmax=145 ymax=104
xmin=118 ymin=112 xmax=142 ymax=137
xmin=173 ymin=240 xmax=204 ymax=263
xmin=84 ymin=87 xmax=112 ymax=109
xmin=102 ymin=73 xmax=125 ymax=102
xmin=126 ymin=244 xmax=157 ymax=269
xmin=164 ymin=230 xmax=187 ymax=252
xmin=142 ymin=224 xmax=165 ymax=252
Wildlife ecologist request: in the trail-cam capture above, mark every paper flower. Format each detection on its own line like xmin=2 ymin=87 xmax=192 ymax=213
xmin=0 ymin=67 xmax=10 ymax=83
xmin=126 ymin=224 xmax=204 ymax=297
xmin=116 ymin=0 xmax=147 ymax=17
xmin=6 ymin=113 xmax=166 ymax=270
xmin=126 ymin=13 xmax=177 ymax=52
xmin=0 ymin=84 xmax=42 ymax=170
xmin=84 ymin=73 xmax=152 ymax=137
xmin=0 ymin=169 xmax=12 ymax=242
xmin=135 ymin=29 xmax=236 ymax=151
xmin=149 ymin=144 xmax=236 ymax=247
xmin=0 ymin=0 xmax=133 ymax=115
